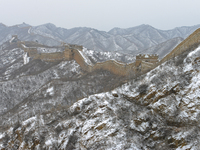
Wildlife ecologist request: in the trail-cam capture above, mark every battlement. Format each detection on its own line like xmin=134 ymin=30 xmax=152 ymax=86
xmin=135 ymin=54 xmax=159 ymax=70
xmin=10 ymin=35 xmax=19 ymax=44
xmin=12 ymin=35 xmax=18 ymax=39
xmin=136 ymin=54 xmax=158 ymax=59
xmin=65 ymin=44 xmax=83 ymax=51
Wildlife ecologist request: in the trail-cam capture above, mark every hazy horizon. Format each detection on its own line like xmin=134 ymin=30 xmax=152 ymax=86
xmin=2 ymin=22 xmax=200 ymax=33
xmin=0 ymin=0 xmax=200 ymax=31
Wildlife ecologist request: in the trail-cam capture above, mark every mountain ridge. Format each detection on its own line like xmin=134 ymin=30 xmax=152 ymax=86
xmin=0 ymin=23 xmax=200 ymax=54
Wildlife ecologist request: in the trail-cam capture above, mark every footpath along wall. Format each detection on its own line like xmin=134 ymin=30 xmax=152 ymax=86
xmin=73 ymin=49 xmax=136 ymax=76
xmin=21 ymin=42 xmax=140 ymax=76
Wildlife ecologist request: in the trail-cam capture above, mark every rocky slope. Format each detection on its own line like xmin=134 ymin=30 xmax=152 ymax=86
xmin=136 ymin=37 xmax=184 ymax=59
xmin=0 ymin=41 xmax=133 ymax=117
xmin=0 ymin=23 xmax=200 ymax=54
xmin=0 ymin=38 xmax=200 ymax=149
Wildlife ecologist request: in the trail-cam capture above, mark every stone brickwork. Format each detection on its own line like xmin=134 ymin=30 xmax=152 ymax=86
xmin=19 ymin=41 xmax=157 ymax=76
xmin=20 ymin=43 xmax=83 ymax=62
xmin=72 ymin=48 xmax=136 ymax=76
xmin=34 ymin=52 xmax=65 ymax=62
xmin=135 ymin=54 xmax=159 ymax=67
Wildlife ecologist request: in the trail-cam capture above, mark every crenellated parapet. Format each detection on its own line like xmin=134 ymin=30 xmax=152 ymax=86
xmin=63 ymin=44 xmax=83 ymax=60
xmin=68 ymin=44 xmax=83 ymax=50
xmin=135 ymin=54 xmax=159 ymax=69
xmin=136 ymin=54 xmax=158 ymax=59
xmin=18 ymin=39 xmax=162 ymax=76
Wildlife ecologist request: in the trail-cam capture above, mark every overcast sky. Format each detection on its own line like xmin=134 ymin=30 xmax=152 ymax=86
xmin=0 ymin=0 xmax=199 ymax=31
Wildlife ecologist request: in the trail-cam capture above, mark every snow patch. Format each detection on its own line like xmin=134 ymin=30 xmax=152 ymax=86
xmin=37 ymin=47 xmax=63 ymax=53
xmin=28 ymin=27 xmax=31 ymax=34
xmin=22 ymin=116 xmax=36 ymax=126
xmin=46 ymin=87 xmax=54 ymax=96
xmin=9 ymin=37 xmax=15 ymax=43
xmin=0 ymin=133 xmax=5 ymax=139
xmin=78 ymin=50 xmax=93 ymax=65
xmin=188 ymin=46 xmax=200 ymax=57
xmin=23 ymin=52 xmax=30 ymax=65
xmin=45 ymin=139 xmax=53 ymax=146
xmin=21 ymin=44 xmax=27 ymax=48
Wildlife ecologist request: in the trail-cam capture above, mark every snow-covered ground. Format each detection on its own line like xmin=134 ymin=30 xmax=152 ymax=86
xmin=1 ymin=44 xmax=200 ymax=149
xmin=82 ymin=48 xmax=136 ymax=63
xmin=37 ymin=47 xmax=63 ymax=53
xmin=78 ymin=48 xmax=93 ymax=65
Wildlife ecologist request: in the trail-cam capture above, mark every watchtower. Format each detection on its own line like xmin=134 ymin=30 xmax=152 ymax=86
xmin=135 ymin=54 xmax=159 ymax=67
xmin=68 ymin=44 xmax=83 ymax=51
xmin=64 ymin=45 xmax=74 ymax=60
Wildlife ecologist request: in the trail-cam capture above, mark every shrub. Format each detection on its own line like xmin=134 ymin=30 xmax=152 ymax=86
xmin=137 ymin=84 xmax=149 ymax=95
xmin=13 ymin=121 xmax=21 ymax=132
xmin=3 ymin=133 xmax=10 ymax=147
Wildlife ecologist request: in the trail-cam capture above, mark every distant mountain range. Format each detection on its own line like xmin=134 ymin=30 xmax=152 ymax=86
xmin=0 ymin=22 xmax=200 ymax=57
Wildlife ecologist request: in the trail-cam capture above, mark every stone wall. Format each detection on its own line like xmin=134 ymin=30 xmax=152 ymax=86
xmin=73 ymin=49 xmax=136 ymax=76
xmin=34 ymin=52 xmax=64 ymax=62
xmin=140 ymin=61 xmax=154 ymax=72
xmin=69 ymin=44 xmax=83 ymax=50
xmin=135 ymin=54 xmax=159 ymax=67
xmin=63 ymin=49 xmax=73 ymax=60
xmin=20 ymin=42 xmax=157 ymax=76
xmin=27 ymin=48 xmax=38 ymax=58
xmin=73 ymin=49 xmax=92 ymax=71
xmin=160 ymin=28 xmax=200 ymax=63
xmin=93 ymin=60 xmax=135 ymax=76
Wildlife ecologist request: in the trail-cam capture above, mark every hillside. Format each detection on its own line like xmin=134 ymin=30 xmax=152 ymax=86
xmin=0 ymin=35 xmax=200 ymax=149
xmin=0 ymin=40 xmax=134 ymax=116
xmin=137 ymin=37 xmax=184 ymax=59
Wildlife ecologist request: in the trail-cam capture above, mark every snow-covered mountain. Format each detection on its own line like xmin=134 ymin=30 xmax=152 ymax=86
xmin=0 ymin=23 xmax=60 ymax=47
xmin=0 ymin=23 xmax=199 ymax=55
xmin=140 ymin=37 xmax=184 ymax=59
xmin=0 ymin=34 xmax=200 ymax=149
xmin=30 ymin=23 xmax=200 ymax=53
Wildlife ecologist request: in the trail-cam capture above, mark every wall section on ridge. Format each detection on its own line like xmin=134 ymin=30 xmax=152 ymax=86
xmin=161 ymin=28 xmax=200 ymax=63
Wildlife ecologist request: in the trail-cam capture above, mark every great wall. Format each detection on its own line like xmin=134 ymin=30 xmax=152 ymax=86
xmin=20 ymin=42 xmax=159 ymax=76
xmin=12 ymin=28 xmax=200 ymax=76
